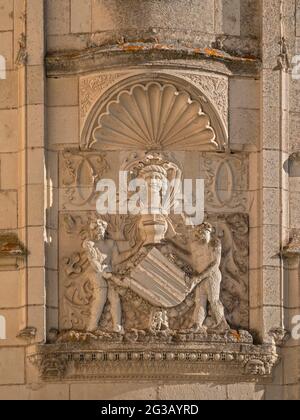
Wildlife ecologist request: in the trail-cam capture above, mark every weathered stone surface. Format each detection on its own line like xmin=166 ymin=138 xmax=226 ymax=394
xmin=0 ymin=348 xmax=25 ymax=385
xmin=0 ymin=0 xmax=299 ymax=401
xmin=70 ymin=383 xmax=157 ymax=400
xmin=158 ymin=384 xmax=227 ymax=400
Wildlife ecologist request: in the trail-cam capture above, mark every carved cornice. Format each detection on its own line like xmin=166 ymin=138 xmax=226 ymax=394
xmin=46 ymin=44 xmax=260 ymax=78
xmin=28 ymin=340 xmax=279 ymax=382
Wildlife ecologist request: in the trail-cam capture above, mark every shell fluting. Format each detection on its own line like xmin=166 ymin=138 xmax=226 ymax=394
xmin=92 ymin=82 xmax=217 ymax=151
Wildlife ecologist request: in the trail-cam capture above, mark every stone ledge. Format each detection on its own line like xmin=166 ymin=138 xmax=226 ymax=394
xmin=28 ymin=340 xmax=279 ymax=383
xmin=46 ymin=43 xmax=260 ymax=77
xmin=0 ymin=233 xmax=27 ymax=270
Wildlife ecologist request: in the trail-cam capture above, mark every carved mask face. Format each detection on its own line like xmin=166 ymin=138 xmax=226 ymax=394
xmin=142 ymin=172 xmax=166 ymax=194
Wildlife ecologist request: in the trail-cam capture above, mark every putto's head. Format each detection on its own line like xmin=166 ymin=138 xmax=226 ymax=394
xmin=193 ymin=222 xmax=213 ymax=244
xmin=89 ymin=219 xmax=108 ymax=241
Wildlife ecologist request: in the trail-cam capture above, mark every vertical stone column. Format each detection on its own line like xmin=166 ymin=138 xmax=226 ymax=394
xmin=257 ymin=0 xmax=284 ymax=340
xmin=282 ymin=0 xmax=300 ymax=400
xmin=16 ymin=0 xmax=46 ymax=344
xmin=282 ymin=244 xmax=300 ymax=399
xmin=259 ymin=0 xmax=299 ymax=399
xmin=0 ymin=0 xmax=26 ymax=387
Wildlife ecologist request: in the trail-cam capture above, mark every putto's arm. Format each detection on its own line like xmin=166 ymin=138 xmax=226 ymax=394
xmin=82 ymin=240 xmax=104 ymax=273
xmin=111 ymin=241 xmax=141 ymax=267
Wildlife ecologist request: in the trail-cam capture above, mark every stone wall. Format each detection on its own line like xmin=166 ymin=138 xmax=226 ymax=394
xmin=0 ymin=0 xmax=300 ymax=400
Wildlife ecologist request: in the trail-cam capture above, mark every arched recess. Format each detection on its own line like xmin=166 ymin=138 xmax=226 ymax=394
xmin=81 ymin=73 xmax=228 ymax=152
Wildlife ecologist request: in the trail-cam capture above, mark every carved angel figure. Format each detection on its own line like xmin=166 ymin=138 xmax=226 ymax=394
xmin=189 ymin=223 xmax=230 ymax=333
xmin=83 ymin=219 xmax=123 ymax=333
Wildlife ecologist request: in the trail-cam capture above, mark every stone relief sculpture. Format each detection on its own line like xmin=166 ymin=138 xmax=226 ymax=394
xmin=77 ymin=217 xmax=229 ymax=337
xmin=29 ymin=76 xmax=280 ymax=382
xmin=82 ymin=220 xmax=123 ymax=334
xmin=61 ymin=213 xmax=249 ymax=333
xmin=61 ymin=153 xmax=236 ymax=339
xmin=189 ymin=224 xmax=230 ymax=333
xmin=61 ymin=150 xmax=109 ymax=207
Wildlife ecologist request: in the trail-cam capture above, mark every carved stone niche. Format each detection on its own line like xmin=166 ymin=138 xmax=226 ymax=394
xmin=80 ymin=74 xmax=228 ymax=152
xmin=29 ymin=75 xmax=279 ymax=381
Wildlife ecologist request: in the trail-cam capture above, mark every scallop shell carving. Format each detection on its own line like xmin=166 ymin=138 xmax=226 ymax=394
xmin=91 ymin=82 xmax=218 ymax=151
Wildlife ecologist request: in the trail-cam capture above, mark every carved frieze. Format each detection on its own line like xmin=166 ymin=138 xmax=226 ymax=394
xmin=28 ymin=339 xmax=279 ymax=382
xmin=59 ymin=149 xmax=249 ymax=213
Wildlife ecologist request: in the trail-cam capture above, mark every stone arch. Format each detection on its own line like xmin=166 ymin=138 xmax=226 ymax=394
xmin=81 ymin=73 xmax=228 ymax=152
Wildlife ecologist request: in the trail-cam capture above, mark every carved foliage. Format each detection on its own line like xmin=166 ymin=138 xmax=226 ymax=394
xmin=80 ymin=73 xmax=127 ymax=122
xmin=60 ymin=150 xmax=109 ymax=207
xmin=174 ymin=73 xmax=228 ymax=126
xmin=217 ymin=213 xmax=249 ymax=329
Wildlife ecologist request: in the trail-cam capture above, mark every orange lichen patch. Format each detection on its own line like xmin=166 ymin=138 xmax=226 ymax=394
xmin=122 ymin=44 xmax=147 ymax=52
xmin=230 ymin=330 xmax=241 ymax=341
xmin=153 ymin=43 xmax=174 ymax=51
xmin=46 ymin=42 xmax=260 ymax=70
xmin=203 ymin=47 xmax=231 ymax=59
